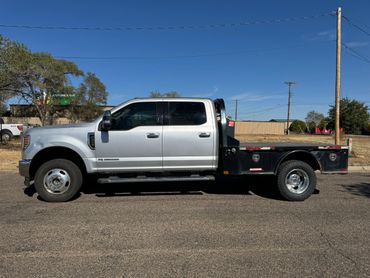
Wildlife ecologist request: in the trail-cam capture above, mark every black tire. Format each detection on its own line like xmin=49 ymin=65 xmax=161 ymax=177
xmin=277 ymin=160 xmax=316 ymax=201
xmin=1 ymin=130 xmax=13 ymax=143
xmin=34 ymin=159 xmax=83 ymax=202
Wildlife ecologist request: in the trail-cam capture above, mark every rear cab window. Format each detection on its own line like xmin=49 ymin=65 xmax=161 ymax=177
xmin=165 ymin=102 xmax=207 ymax=125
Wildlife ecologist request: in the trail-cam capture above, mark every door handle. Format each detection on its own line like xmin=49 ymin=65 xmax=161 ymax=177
xmin=146 ymin=133 xmax=160 ymax=139
xmin=199 ymin=132 xmax=211 ymax=138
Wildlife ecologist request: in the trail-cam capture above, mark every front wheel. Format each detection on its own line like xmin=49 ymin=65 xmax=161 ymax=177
xmin=277 ymin=160 xmax=316 ymax=201
xmin=34 ymin=159 xmax=83 ymax=202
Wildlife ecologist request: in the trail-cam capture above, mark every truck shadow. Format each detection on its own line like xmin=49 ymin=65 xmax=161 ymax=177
xmin=24 ymin=176 xmax=321 ymax=201
xmin=341 ymin=182 xmax=370 ymax=199
xmin=81 ymin=176 xmax=286 ymax=201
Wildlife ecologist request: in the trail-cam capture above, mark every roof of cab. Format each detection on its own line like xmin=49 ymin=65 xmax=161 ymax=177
xmin=131 ymin=97 xmax=213 ymax=101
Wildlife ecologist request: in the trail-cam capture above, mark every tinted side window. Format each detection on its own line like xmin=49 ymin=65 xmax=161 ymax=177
xmin=168 ymin=102 xmax=206 ymax=125
xmin=110 ymin=102 xmax=158 ymax=130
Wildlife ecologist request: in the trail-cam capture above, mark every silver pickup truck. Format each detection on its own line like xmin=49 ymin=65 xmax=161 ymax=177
xmin=19 ymin=98 xmax=348 ymax=202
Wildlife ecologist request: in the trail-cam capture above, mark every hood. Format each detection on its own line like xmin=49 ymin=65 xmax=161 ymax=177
xmin=36 ymin=122 xmax=95 ymax=130
xmin=25 ymin=122 xmax=96 ymax=137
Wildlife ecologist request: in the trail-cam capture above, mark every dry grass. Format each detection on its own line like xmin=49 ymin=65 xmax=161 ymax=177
xmin=0 ymin=141 xmax=22 ymax=171
xmin=0 ymin=134 xmax=369 ymax=171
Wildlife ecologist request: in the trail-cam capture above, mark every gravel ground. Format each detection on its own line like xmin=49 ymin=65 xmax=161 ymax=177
xmin=0 ymin=172 xmax=370 ymax=277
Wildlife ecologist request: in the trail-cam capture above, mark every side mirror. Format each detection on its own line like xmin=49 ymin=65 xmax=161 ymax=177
xmin=101 ymin=110 xmax=112 ymax=131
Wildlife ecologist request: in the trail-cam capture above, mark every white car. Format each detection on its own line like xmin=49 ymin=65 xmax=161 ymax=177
xmin=0 ymin=123 xmax=23 ymax=142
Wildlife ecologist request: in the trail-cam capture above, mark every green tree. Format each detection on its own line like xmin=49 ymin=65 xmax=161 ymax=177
xmin=149 ymin=91 xmax=181 ymax=98
xmin=0 ymin=90 xmax=8 ymax=116
xmin=0 ymin=102 xmax=7 ymax=116
xmin=305 ymin=111 xmax=324 ymax=132
xmin=327 ymin=98 xmax=369 ymax=134
xmin=0 ymin=35 xmax=27 ymax=102
xmin=318 ymin=118 xmax=328 ymax=130
xmin=289 ymin=120 xmax=307 ymax=134
xmin=365 ymin=121 xmax=370 ymax=135
xmin=0 ymin=35 xmax=83 ymax=125
xmin=69 ymin=73 xmax=108 ymax=122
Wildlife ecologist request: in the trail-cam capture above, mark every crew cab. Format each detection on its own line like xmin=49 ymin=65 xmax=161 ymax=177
xmin=19 ymin=98 xmax=348 ymax=202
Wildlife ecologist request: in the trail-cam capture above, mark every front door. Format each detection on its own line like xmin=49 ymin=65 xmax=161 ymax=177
xmin=95 ymin=101 xmax=163 ymax=172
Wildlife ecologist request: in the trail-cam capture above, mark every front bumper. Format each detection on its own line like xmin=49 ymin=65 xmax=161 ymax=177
xmin=19 ymin=160 xmax=31 ymax=185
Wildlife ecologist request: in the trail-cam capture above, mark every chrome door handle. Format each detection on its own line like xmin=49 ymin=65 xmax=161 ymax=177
xmin=199 ymin=132 xmax=211 ymax=138
xmin=147 ymin=133 xmax=160 ymax=138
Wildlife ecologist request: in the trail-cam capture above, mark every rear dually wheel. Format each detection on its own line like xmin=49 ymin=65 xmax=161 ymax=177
xmin=277 ymin=160 xmax=316 ymax=201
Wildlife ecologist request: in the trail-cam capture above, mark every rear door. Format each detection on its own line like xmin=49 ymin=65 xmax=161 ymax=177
xmin=162 ymin=100 xmax=217 ymax=171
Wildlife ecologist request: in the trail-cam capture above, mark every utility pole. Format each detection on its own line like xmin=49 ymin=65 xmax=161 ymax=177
xmin=234 ymin=99 xmax=238 ymax=121
xmin=0 ymin=94 xmax=3 ymax=145
xmin=285 ymin=81 xmax=295 ymax=135
xmin=335 ymin=7 xmax=342 ymax=145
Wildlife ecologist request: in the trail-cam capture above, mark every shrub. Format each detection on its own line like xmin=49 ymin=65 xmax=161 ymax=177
xmin=289 ymin=120 xmax=307 ymax=134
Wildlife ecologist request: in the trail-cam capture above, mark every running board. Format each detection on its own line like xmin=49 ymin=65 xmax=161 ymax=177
xmin=97 ymin=175 xmax=215 ymax=184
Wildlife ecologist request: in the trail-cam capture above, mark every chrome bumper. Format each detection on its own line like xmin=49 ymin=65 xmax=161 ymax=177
xmin=19 ymin=160 xmax=31 ymax=185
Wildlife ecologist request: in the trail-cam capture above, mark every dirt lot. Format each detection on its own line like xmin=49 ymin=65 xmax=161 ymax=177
xmin=0 ymin=134 xmax=369 ymax=171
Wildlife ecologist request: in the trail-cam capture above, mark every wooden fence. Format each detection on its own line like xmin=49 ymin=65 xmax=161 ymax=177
xmin=235 ymin=121 xmax=289 ymax=135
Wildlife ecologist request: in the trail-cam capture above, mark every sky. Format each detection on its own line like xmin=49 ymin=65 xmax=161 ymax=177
xmin=1 ymin=0 xmax=370 ymax=121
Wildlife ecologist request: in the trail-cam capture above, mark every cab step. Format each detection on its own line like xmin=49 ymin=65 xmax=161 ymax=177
xmin=97 ymin=175 xmax=215 ymax=184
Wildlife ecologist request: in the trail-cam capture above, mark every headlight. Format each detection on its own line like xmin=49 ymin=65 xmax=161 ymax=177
xmin=22 ymin=135 xmax=30 ymax=150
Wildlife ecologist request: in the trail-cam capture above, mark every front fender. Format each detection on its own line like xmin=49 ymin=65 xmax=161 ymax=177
xmin=23 ymin=134 xmax=96 ymax=173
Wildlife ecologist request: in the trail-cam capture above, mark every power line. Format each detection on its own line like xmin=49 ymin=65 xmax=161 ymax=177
xmin=0 ymin=13 xmax=332 ymax=32
xmin=241 ymin=104 xmax=284 ymax=115
xmin=342 ymin=42 xmax=370 ymax=64
xmin=345 ymin=49 xmax=370 ymax=63
xmin=231 ymin=93 xmax=286 ymax=103
xmin=342 ymin=15 xmax=370 ymax=37
xmin=55 ymin=41 xmax=333 ymax=61
xmin=338 ymin=16 xmax=370 ymax=64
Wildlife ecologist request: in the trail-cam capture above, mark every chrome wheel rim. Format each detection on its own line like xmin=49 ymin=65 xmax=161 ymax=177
xmin=43 ymin=168 xmax=71 ymax=194
xmin=285 ymin=169 xmax=309 ymax=194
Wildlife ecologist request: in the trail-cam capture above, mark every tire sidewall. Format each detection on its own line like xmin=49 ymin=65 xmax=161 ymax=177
xmin=277 ymin=160 xmax=316 ymax=201
xmin=1 ymin=130 xmax=12 ymax=142
xmin=34 ymin=159 xmax=82 ymax=202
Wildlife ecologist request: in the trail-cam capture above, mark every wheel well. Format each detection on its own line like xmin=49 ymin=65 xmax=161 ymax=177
xmin=276 ymin=151 xmax=321 ymax=173
xmin=0 ymin=129 xmax=12 ymax=135
xmin=30 ymin=147 xmax=86 ymax=180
